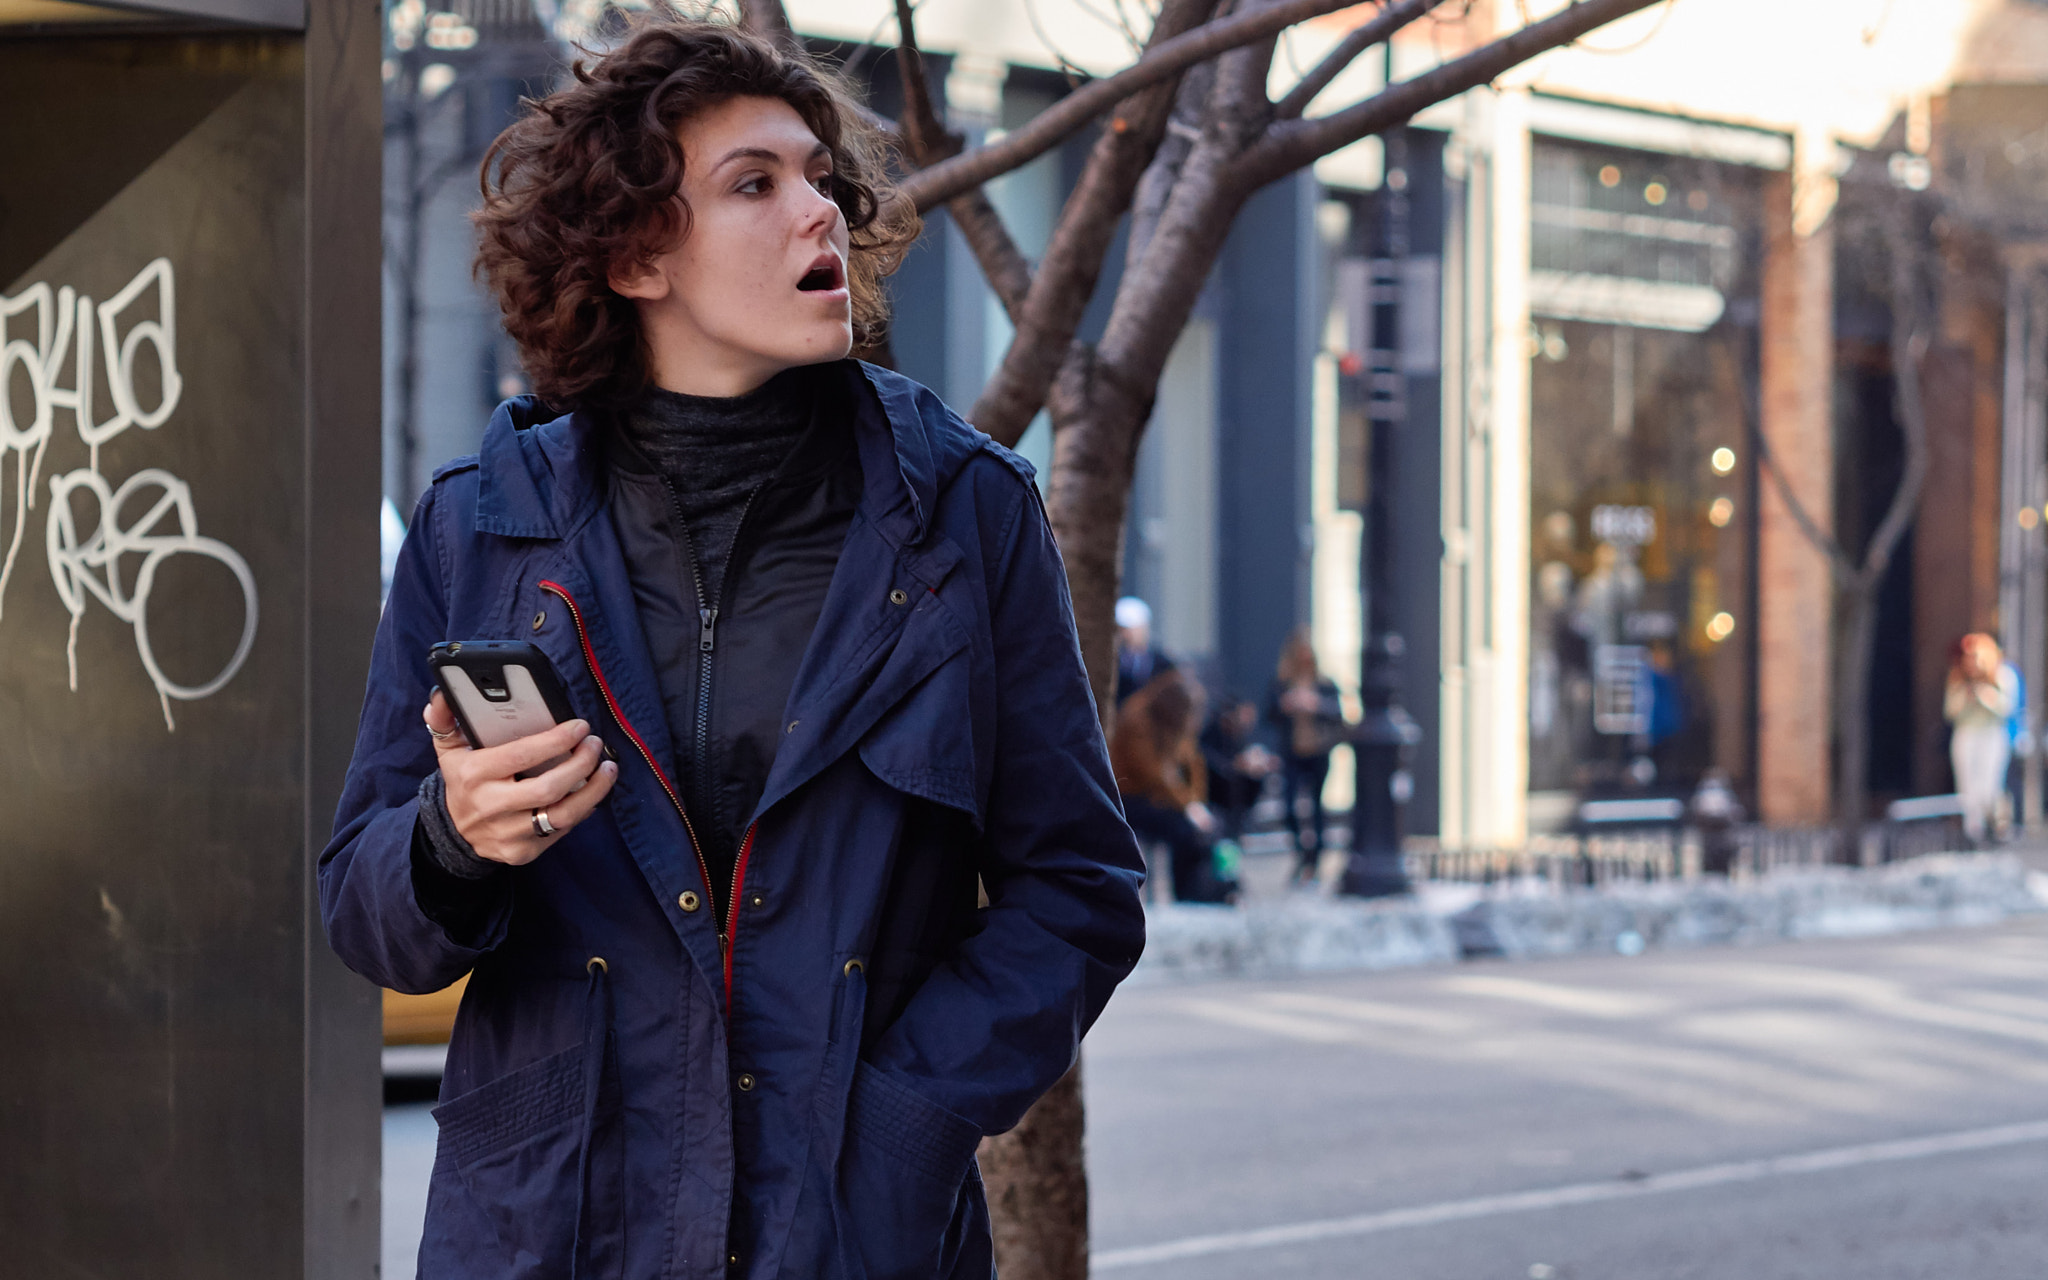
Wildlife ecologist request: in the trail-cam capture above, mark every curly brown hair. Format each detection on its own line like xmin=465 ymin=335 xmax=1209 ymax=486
xmin=473 ymin=20 xmax=919 ymax=410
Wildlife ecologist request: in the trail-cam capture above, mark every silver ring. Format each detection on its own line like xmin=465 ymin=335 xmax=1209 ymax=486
xmin=531 ymin=809 xmax=556 ymax=838
xmin=428 ymin=724 xmax=459 ymax=742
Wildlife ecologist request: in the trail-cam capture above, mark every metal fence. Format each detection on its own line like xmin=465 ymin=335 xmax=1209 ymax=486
xmin=1402 ymin=814 xmax=1970 ymax=887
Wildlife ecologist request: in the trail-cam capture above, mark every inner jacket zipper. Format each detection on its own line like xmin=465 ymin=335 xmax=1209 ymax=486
xmin=655 ymin=472 xmax=768 ymax=993
xmin=538 ymin=579 xmax=756 ymax=1013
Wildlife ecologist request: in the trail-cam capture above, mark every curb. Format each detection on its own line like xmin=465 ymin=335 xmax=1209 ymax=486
xmin=1127 ymin=853 xmax=2048 ymax=985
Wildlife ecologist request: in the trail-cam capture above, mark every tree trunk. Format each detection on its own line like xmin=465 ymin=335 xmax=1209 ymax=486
xmin=977 ymin=1065 xmax=1090 ymax=1280
xmin=1045 ymin=369 xmax=1150 ymax=716
xmin=973 ymin=363 xmax=1148 ymax=1280
xmin=1835 ymin=578 xmax=1879 ymax=843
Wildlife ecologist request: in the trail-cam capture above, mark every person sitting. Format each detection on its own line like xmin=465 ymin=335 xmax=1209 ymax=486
xmin=1199 ymin=697 xmax=1275 ymax=843
xmin=1111 ymin=670 xmax=1237 ymax=904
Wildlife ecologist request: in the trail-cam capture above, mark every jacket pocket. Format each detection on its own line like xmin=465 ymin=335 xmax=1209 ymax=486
xmin=427 ymin=1043 xmax=622 ymax=1278
xmin=836 ymin=1059 xmax=985 ymax=1280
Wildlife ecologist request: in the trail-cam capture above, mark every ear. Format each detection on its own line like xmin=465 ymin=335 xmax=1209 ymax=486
xmin=609 ymin=256 xmax=671 ymax=302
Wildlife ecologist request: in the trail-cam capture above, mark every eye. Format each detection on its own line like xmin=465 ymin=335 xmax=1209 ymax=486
xmin=735 ymin=174 xmax=770 ymax=196
xmin=811 ymin=170 xmax=834 ymax=196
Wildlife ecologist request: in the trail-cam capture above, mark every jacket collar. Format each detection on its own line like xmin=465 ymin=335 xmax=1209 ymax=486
xmin=473 ymin=360 xmax=955 ymax=544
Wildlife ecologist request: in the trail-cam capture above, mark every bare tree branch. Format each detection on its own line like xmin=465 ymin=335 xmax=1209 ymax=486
xmin=1240 ymin=0 xmax=1665 ymax=186
xmin=892 ymin=0 xmax=1036 ymax=318
xmin=1090 ymin=18 xmax=1304 ymax=411
xmin=899 ymin=0 xmax=1372 ymax=212
xmin=1272 ymin=0 xmax=1449 ymax=119
xmin=966 ymin=0 xmax=1221 ymax=444
xmin=737 ymin=0 xmax=800 ymax=51
xmin=948 ymin=197 xmax=1037 ymax=320
xmin=1859 ymin=205 xmax=1932 ymax=593
xmin=1129 ymin=56 xmax=1214 ymax=265
xmin=1749 ymin=409 xmax=1852 ymax=586
xmin=891 ymin=0 xmax=950 ymax=158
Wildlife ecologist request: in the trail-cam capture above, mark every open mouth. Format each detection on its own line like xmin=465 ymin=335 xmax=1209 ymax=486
xmin=797 ymin=256 xmax=844 ymax=293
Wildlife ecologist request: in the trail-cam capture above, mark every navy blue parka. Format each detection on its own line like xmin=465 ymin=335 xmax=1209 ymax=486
xmin=320 ymin=362 xmax=1146 ymax=1280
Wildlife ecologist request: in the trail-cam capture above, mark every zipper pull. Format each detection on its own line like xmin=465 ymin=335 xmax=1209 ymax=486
xmin=699 ymin=606 xmax=718 ymax=653
xmin=717 ymin=931 xmax=729 ymax=954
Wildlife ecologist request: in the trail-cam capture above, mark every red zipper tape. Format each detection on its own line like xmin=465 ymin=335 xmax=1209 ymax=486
xmin=538 ymin=580 xmax=750 ymax=1015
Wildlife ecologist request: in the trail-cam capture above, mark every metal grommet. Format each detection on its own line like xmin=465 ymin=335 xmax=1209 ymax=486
xmin=785 ymin=719 xmax=799 ymax=735
xmin=843 ymin=957 xmax=864 ymax=976
xmin=531 ymin=610 xmax=546 ymax=631
xmin=586 ymin=956 xmax=608 ymax=974
xmin=750 ymin=894 xmax=764 ymax=910
xmin=678 ymin=891 xmax=701 ymax=913
xmin=735 ymin=1072 xmax=757 ymax=1092
xmin=888 ymin=588 xmax=909 ymax=606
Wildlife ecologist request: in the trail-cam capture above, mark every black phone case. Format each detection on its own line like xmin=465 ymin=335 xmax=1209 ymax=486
xmin=427 ymin=640 xmax=578 ymax=752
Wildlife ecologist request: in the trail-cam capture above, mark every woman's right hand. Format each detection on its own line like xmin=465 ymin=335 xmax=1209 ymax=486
xmin=425 ymin=689 xmax=619 ymax=866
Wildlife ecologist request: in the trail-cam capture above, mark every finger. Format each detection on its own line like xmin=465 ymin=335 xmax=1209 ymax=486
xmin=470 ymin=717 xmax=592 ymax=779
xmin=500 ymin=735 xmax=606 ymax=811
xmin=423 ymin=689 xmax=470 ymax=758
xmin=538 ymin=757 xmax=620 ymax=831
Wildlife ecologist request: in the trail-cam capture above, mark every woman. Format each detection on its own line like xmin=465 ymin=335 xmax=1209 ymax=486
xmin=1110 ymin=669 xmax=1236 ymax=904
xmin=1266 ymin=631 xmax=1347 ymax=885
xmin=1946 ymin=631 xmax=2019 ymax=844
xmin=319 ymin=23 xmax=1144 ymax=1280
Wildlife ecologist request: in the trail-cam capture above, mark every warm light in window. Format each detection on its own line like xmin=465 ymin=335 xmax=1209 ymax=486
xmin=1645 ymin=182 xmax=1668 ymax=205
xmin=1709 ymin=497 xmax=1735 ymax=527
xmin=2021 ymin=506 xmax=2041 ymax=531
xmin=1711 ymin=447 xmax=1737 ymax=475
xmin=1599 ymin=164 xmax=1621 ymax=187
xmin=1705 ymin=612 xmax=1736 ymax=643
xmin=1688 ymin=189 xmax=1710 ymax=211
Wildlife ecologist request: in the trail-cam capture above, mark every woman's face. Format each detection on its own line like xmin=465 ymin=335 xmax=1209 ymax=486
xmin=612 ymin=95 xmax=853 ymax=395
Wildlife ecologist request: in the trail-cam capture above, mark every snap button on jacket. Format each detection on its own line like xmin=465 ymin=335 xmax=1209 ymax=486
xmin=319 ymin=361 xmax=1146 ymax=1280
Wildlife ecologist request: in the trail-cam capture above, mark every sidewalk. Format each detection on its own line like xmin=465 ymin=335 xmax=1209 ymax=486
xmin=1130 ymin=850 xmax=2048 ymax=984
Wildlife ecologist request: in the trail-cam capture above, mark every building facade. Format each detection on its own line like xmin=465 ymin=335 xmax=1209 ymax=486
xmin=382 ymin=0 xmax=2048 ymax=843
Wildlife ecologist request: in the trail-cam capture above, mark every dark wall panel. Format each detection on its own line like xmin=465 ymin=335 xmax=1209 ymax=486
xmin=1218 ymin=173 xmax=1316 ymax=704
xmin=0 ymin=28 xmax=378 ymax=1279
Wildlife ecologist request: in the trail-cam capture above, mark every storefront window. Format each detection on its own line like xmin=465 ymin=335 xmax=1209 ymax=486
xmin=1527 ymin=138 xmax=1761 ymax=802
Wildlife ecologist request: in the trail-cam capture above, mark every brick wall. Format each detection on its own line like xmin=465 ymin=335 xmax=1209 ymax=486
xmin=1757 ymin=171 xmax=1836 ymax=824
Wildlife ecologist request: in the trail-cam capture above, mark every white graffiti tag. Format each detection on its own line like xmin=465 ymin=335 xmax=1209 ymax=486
xmin=0 ymin=258 xmax=256 ymax=729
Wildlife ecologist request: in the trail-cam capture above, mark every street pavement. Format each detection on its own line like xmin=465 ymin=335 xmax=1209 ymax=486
xmin=1082 ymin=916 xmax=2048 ymax=1279
xmin=383 ymin=915 xmax=2048 ymax=1279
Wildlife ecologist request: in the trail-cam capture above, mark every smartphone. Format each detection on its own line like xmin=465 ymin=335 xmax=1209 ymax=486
xmin=429 ymin=640 xmax=582 ymax=779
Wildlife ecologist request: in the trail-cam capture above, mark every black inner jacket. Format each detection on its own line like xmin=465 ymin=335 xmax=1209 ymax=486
xmin=606 ymin=373 xmax=862 ymax=917
xmin=408 ymin=364 xmax=986 ymax=1056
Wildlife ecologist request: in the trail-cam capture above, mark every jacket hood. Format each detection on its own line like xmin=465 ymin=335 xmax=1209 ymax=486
xmin=470 ymin=361 xmax=993 ymax=545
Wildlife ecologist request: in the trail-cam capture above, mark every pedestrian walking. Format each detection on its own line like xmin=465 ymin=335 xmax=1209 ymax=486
xmin=1266 ymin=631 xmax=1348 ymax=885
xmin=1114 ymin=595 xmax=1176 ymax=707
xmin=1946 ymin=632 xmax=2019 ymax=845
xmin=318 ymin=23 xmax=1145 ymax=1279
xmin=1111 ymin=669 xmax=1238 ymax=904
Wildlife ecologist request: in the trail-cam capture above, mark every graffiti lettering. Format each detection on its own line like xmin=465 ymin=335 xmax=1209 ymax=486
xmin=0 ymin=258 xmax=256 ymax=729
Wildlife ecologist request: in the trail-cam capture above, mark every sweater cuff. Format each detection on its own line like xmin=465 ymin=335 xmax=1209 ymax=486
xmin=416 ymin=771 xmax=502 ymax=880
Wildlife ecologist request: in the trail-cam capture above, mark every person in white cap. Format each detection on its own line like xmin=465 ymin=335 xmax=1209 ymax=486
xmin=1115 ymin=596 xmax=1176 ymax=708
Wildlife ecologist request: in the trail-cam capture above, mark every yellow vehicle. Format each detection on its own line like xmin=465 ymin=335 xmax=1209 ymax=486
xmin=383 ymin=974 xmax=467 ymax=1045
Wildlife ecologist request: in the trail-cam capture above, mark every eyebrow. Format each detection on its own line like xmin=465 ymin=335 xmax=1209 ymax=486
xmin=710 ymin=141 xmax=832 ymax=174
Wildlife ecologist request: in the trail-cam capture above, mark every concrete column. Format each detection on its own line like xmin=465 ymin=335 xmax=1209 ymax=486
xmin=1474 ymin=85 xmax=1532 ymax=845
xmin=1756 ymin=133 xmax=1837 ymax=825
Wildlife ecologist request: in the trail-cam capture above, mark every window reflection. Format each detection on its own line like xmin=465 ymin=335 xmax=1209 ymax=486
xmin=1527 ymin=140 xmax=1762 ymax=803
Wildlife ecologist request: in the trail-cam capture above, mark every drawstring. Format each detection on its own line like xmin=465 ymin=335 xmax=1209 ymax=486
xmin=570 ymin=956 xmax=612 ymax=1280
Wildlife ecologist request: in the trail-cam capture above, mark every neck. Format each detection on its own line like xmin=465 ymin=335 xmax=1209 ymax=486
xmin=648 ymin=351 xmax=786 ymax=399
xmin=636 ymin=310 xmax=784 ymax=397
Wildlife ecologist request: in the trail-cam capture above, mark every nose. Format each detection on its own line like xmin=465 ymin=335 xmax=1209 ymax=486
xmin=797 ymin=179 xmax=839 ymax=237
